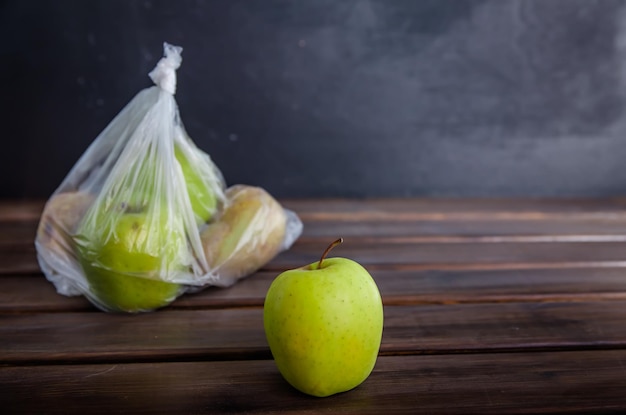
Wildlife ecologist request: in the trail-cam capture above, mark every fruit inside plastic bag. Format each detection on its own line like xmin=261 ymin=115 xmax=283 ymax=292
xmin=35 ymin=43 xmax=302 ymax=313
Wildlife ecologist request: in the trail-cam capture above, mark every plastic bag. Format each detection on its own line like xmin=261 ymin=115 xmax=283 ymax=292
xmin=35 ymin=43 xmax=302 ymax=313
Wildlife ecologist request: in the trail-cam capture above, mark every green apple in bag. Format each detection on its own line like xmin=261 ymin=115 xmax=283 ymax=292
xmin=74 ymin=138 xmax=194 ymax=313
xmin=175 ymin=143 xmax=219 ymax=225
xmin=120 ymin=142 xmax=219 ymax=225
xmin=69 ymin=43 xmax=228 ymax=313
xmin=76 ymin=207 xmax=187 ymax=313
xmin=74 ymin=132 xmax=223 ymax=312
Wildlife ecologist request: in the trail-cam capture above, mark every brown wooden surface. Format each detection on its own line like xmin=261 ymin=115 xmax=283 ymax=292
xmin=2 ymin=198 xmax=626 ymax=413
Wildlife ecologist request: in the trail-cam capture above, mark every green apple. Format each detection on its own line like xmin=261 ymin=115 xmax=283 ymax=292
xmin=263 ymin=238 xmax=384 ymax=397
xmin=76 ymin=211 xmax=185 ymax=313
xmin=118 ymin=151 xmax=161 ymax=211
xmin=72 ymin=139 xmax=219 ymax=312
xmin=108 ymin=143 xmax=218 ymax=224
xmin=175 ymin=144 xmax=218 ymax=225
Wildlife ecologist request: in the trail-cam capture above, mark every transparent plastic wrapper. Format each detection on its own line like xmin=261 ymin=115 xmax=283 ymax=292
xmin=35 ymin=43 xmax=303 ymax=313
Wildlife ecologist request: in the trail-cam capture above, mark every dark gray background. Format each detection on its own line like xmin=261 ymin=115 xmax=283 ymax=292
xmin=3 ymin=0 xmax=626 ymax=199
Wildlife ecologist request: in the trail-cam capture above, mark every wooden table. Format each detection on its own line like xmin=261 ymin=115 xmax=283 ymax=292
xmin=2 ymin=198 xmax=626 ymax=413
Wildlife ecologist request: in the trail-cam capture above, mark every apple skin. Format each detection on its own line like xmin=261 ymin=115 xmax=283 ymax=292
xmin=119 ymin=145 xmax=218 ymax=224
xmin=81 ymin=261 xmax=182 ymax=313
xmin=175 ymin=145 xmax=218 ymax=225
xmin=77 ymin=212 xmax=185 ymax=313
xmin=263 ymin=257 xmax=384 ymax=397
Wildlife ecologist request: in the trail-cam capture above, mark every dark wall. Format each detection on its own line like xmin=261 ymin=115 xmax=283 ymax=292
xmin=3 ymin=0 xmax=626 ymax=198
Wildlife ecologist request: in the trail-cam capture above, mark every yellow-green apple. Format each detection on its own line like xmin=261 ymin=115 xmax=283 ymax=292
xmin=175 ymin=144 xmax=219 ymax=225
xmin=263 ymin=238 xmax=384 ymax=397
xmin=76 ymin=209 xmax=186 ymax=313
xmin=110 ymin=143 xmax=219 ymax=224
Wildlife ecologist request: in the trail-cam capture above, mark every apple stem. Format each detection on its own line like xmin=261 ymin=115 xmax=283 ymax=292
xmin=318 ymin=238 xmax=343 ymax=269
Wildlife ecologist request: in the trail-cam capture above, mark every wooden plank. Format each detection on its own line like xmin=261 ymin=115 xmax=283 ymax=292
xmin=0 ymin=246 xmax=40 ymax=275
xmin=8 ymin=198 xmax=626 ymax=246
xmin=0 ymin=274 xmax=91 ymax=312
xmin=9 ymin=198 xmax=626 ymax=222
xmin=0 ymin=199 xmax=44 ymax=222
xmin=4 ymin=267 xmax=626 ymax=312
xmin=175 ymin=266 xmax=626 ymax=307
xmin=9 ymin=238 xmax=626 ymax=275
xmin=269 ymin=241 xmax=626 ymax=270
xmin=8 ymin=218 xmax=626 ymax=251
xmin=0 ymin=222 xmax=37 ymax=246
xmin=2 ymin=351 xmax=626 ymax=414
xmin=3 ymin=301 xmax=626 ymax=364
xmin=282 ymin=197 xmax=626 ymax=215
xmin=300 ymin=221 xmax=626 ymax=239
xmin=8 ymin=205 xmax=626 ymax=247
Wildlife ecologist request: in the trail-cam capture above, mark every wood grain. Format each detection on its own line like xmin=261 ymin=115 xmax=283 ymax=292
xmin=9 ymin=239 xmax=626 ymax=275
xmin=4 ymin=266 xmax=626 ymax=312
xmin=2 ymin=351 xmax=625 ymax=414
xmin=281 ymin=198 xmax=626 ymax=215
xmin=6 ymin=197 xmax=626 ymax=276
xmin=8 ymin=198 xmax=626 ymax=244
xmin=3 ymin=198 xmax=626 ymax=413
xmin=9 ymin=198 xmax=626 ymax=222
xmin=3 ymin=300 xmax=626 ymax=364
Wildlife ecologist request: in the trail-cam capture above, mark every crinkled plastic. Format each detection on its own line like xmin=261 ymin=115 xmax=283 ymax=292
xmin=35 ymin=43 xmax=303 ymax=313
